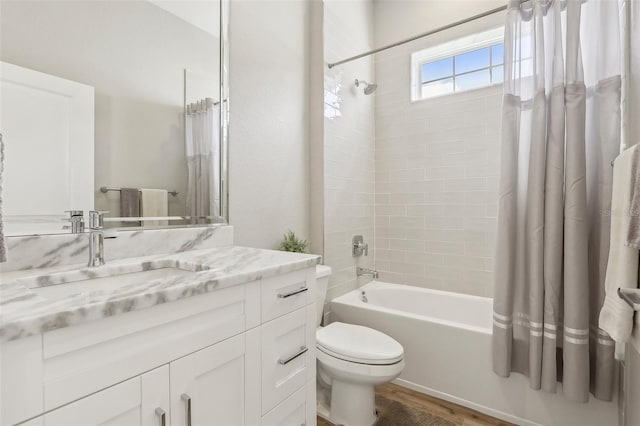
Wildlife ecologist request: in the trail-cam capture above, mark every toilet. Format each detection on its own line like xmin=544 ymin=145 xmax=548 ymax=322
xmin=315 ymin=265 xmax=405 ymax=426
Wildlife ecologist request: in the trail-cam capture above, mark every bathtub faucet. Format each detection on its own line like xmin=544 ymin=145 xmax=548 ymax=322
xmin=356 ymin=267 xmax=379 ymax=279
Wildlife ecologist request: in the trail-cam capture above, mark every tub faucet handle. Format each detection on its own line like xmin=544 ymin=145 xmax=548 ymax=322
xmin=352 ymin=235 xmax=368 ymax=257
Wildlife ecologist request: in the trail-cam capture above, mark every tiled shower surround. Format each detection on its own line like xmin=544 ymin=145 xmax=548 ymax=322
xmin=323 ymin=0 xmax=376 ymax=316
xmin=322 ymin=11 xmax=503 ymax=300
xmin=374 ymin=47 xmax=502 ymax=297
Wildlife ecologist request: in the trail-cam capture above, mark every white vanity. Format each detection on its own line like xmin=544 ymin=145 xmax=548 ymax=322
xmin=0 ymin=226 xmax=320 ymax=426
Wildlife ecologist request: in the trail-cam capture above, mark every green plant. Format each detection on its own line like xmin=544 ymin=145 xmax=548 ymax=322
xmin=278 ymin=230 xmax=309 ymax=253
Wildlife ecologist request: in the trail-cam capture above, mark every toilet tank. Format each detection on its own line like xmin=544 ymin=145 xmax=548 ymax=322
xmin=315 ymin=265 xmax=332 ymax=327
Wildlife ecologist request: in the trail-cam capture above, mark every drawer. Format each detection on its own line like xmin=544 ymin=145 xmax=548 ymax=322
xmin=261 ymin=305 xmax=315 ymax=414
xmin=41 ymin=283 xmax=255 ymax=412
xmin=261 ymin=268 xmax=316 ymax=323
xmin=261 ymin=386 xmax=306 ymax=426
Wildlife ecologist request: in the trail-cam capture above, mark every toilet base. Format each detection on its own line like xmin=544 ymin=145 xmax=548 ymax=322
xmin=329 ymin=379 xmax=377 ymax=426
xmin=315 ymin=340 xmax=404 ymax=426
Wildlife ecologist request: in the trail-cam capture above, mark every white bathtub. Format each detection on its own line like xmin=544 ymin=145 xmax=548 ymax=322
xmin=331 ymin=282 xmax=618 ymax=426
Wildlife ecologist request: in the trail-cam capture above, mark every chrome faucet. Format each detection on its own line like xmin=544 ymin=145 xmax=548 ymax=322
xmin=88 ymin=210 xmax=106 ymax=267
xmin=63 ymin=210 xmax=85 ymax=233
xmin=356 ymin=267 xmax=379 ymax=279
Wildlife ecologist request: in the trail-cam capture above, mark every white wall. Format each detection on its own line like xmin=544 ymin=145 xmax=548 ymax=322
xmin=323 ymin=0 xmax=376 ymax=317
xmin=0 ymin=1 xmax=219 ymax=217
xmin=228 ymin=0 xmax=311 ymax=249
xmin=374 ymin=0 xmax=503 ymax=47
xmin=372 ymin=2 xmax=504 ymax=297
xmin=309 ymin=0 xmax=326 ymax=257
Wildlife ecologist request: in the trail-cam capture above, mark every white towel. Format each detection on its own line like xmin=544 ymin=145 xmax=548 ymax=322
xmin=140 ymin=188 xmax=168 ymax=227
xmin=599 ymin=145 xmax=640 ymax=353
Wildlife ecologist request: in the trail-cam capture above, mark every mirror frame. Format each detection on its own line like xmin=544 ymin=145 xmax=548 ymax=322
xmin=220 ymin=0 xmax=230 ymax=223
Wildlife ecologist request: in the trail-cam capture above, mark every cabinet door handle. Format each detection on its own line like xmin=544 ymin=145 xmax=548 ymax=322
xmin=154 ymin=407 xmax=166 ymax=426
xmin=278 ymin=346 xmax=308 ymax=365
xmin=181 ymin=393 xmax=192 ymax=426
xmin=277 ymin=287 xmax=308 ymax=298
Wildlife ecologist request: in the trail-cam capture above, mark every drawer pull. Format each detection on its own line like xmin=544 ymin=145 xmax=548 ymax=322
xmin=155 ymin=407 xmax=166 ymax=426
xmin=277 ymin=287 xmax=308 ymax=299
xmin=278 ymin=346 xmax=308 ymax=365
xmin=181 ymin=393 xmax=192 ymax=426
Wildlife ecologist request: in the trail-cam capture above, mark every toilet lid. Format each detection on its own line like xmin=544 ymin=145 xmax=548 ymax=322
xmin=316 ymin=322 xmax=404 ymax=365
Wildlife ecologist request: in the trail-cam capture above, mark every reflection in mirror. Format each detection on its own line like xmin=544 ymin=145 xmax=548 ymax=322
xmin=0 ymin=0 xmax=227 ymax=236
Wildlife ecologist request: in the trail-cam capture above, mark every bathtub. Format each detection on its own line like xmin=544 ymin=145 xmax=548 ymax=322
xmin=331 ymin=282 xmax=618 ymax=426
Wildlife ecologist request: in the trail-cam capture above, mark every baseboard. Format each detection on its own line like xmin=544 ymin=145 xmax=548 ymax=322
xmin=391 ymin=378 xmax=541 ymax=426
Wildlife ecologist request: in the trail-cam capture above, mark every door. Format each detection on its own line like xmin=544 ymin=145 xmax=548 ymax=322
xmin=0 ymin=61 xmax=94 ymax=234
xmin=170 ymin=334 xmax=249 ymax=426
xmin=26 ymin=366 xmax=169 ymax=426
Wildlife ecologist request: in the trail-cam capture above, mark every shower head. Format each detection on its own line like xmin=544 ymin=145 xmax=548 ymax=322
xmin=355 ymin=79 xmax=377 ymax=95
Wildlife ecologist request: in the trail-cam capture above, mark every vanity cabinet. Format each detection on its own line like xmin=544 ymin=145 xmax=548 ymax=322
xmin=1 ymin=266 xmax=317 ymax=426
xmin=22 ymin=366 xmax=169 ymax=426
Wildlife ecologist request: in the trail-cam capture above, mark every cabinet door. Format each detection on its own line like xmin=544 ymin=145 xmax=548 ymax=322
xmin=170 ymin=334 xmax=249 ymax=426
xmin=34 ymin=366 xmax=169 ymax=426
xmin=141 ymin=366 xmax=171 ymax=426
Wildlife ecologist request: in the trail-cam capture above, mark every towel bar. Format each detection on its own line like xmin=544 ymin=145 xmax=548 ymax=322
xmin=100 ymin=186 xmax=179 ymax=196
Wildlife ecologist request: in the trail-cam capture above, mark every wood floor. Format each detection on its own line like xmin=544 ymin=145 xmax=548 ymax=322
xmin=317 ymin=383 xmax=515 ymax=426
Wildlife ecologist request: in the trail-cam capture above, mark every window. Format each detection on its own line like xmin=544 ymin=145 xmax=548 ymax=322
xmin=411 ymin=27 xmax=504 ymax=101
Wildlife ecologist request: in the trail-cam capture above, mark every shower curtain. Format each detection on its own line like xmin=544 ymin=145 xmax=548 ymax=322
xmin=493 ymin=0 xmax=624 ymax=402
xmin=185 ymin=98 xmax=220 ymax=224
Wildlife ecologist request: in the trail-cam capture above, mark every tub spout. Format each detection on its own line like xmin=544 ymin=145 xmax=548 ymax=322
xmin=356 ymin=267 xmax=378 ymax=279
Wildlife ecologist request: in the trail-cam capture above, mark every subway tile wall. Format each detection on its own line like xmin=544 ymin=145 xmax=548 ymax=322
xmin=323 ymin=0 xmax=375 ymax=321
xmin=374 ymin=44 xmax=502 ymax=297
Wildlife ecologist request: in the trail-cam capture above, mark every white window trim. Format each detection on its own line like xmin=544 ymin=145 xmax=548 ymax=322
xmin=411 ymin=26 xmax=505 ymax=102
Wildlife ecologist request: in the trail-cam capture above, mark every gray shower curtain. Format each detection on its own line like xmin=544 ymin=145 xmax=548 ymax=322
xmin=493 ymin=0 xmax=624 ymax=402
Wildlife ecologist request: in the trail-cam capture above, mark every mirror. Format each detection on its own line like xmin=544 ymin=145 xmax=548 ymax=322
xmin=0 ymin=0 xmax=229 ymax=236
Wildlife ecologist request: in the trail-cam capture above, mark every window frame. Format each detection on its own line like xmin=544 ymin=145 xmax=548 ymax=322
xmin=411 ymin=27 xmax=505 ymax=102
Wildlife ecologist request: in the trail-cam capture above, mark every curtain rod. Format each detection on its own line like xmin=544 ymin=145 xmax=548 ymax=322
xmin=327 ymin=2 xmax=524 ymax=69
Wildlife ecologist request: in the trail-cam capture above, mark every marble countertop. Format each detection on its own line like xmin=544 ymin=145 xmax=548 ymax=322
xmin=0 ymin=246 xmax=320 ymax=342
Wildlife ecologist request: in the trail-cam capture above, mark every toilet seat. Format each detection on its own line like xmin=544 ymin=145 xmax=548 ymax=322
xmin=316 ymin=322 xmax=404 ymax=365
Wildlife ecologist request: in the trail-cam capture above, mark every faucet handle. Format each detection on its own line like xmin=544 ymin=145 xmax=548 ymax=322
xmin=88 ymin=210 xmax=109 ymax=228
xmin=352 ymin=235 xmax=369 ymax=257
xmin=63 ymin=210 xmax=85 ymax=233
xmin=62 ymin=210 xmax=84 ymax=223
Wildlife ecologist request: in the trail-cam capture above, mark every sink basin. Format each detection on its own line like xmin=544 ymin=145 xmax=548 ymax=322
xmin=27 ymin=268 xmax=197 ymax=299
xmin=12 ymin=260 xmax=211 ymax=300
